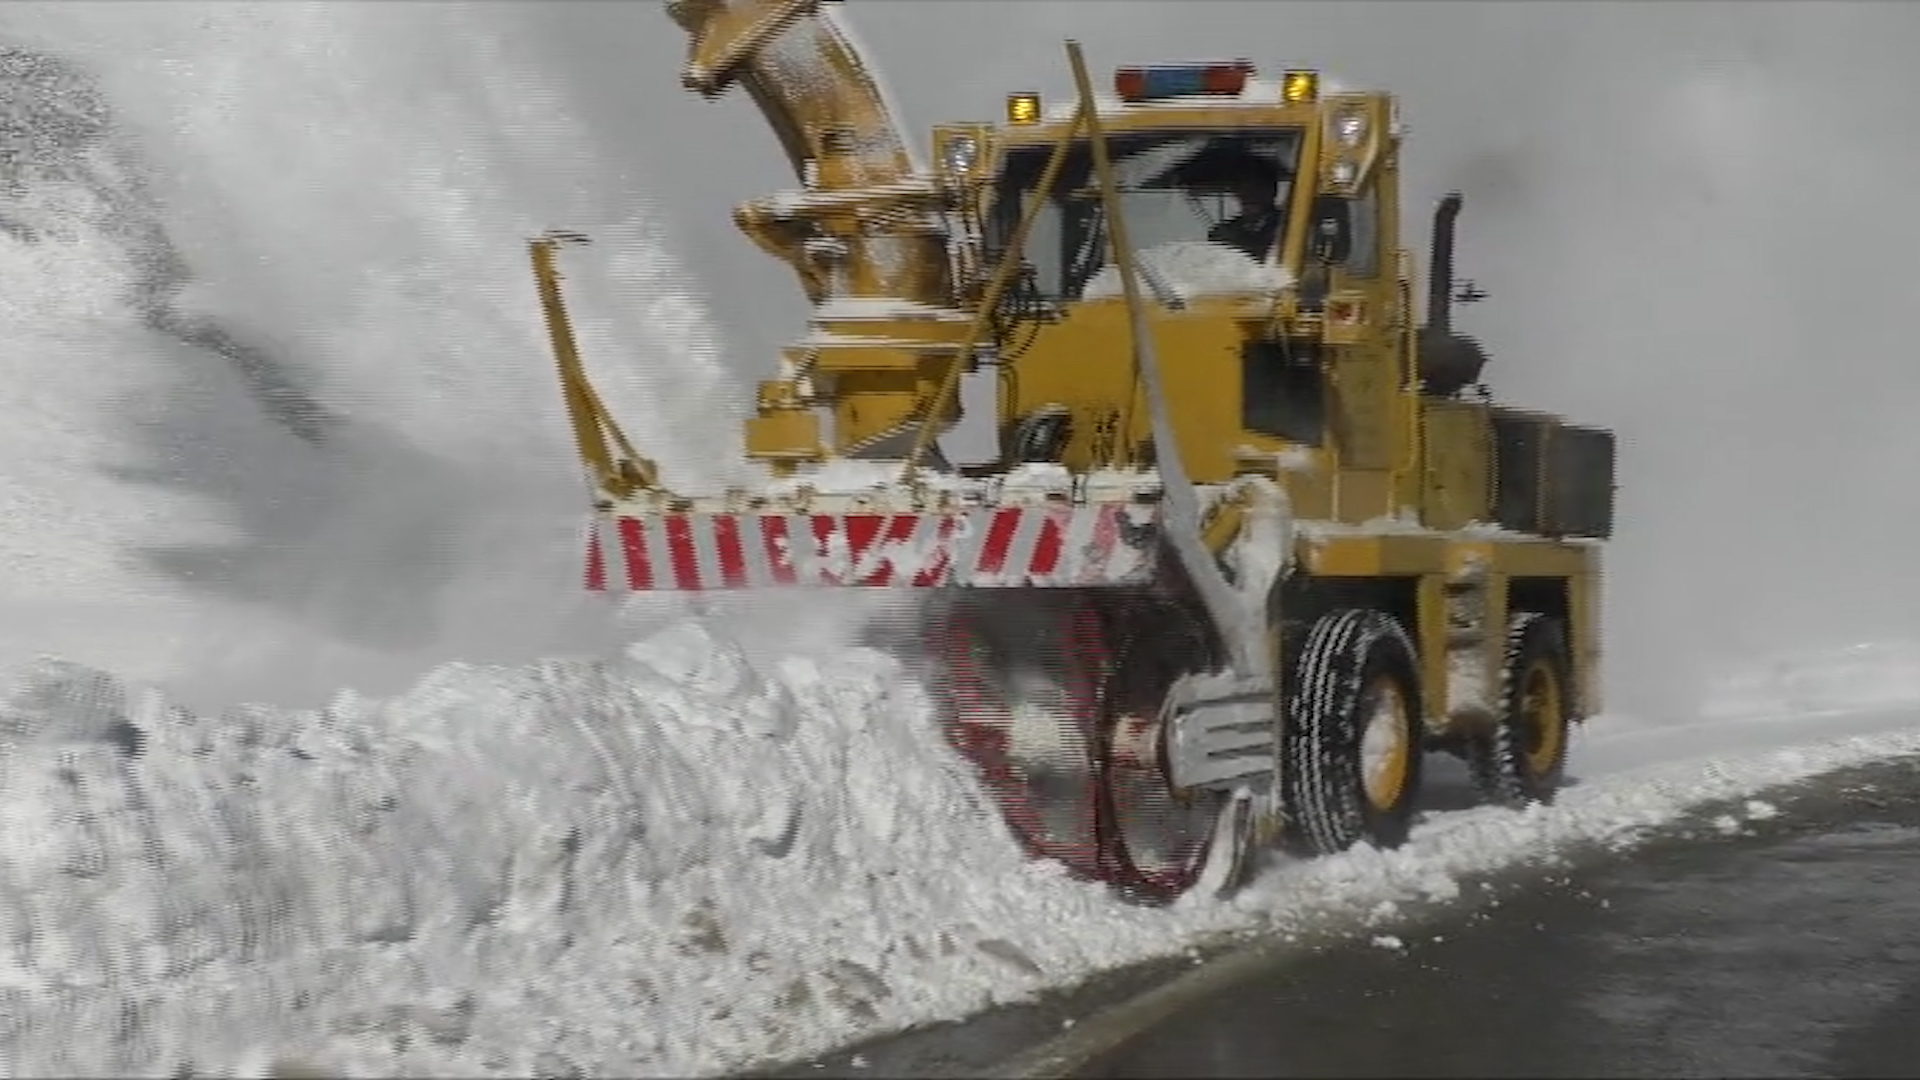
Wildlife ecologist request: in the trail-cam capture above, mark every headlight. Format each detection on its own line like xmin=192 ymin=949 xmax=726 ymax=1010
xmin=1329 ymin=160 xmax=1357 ymax=187
xmin=1335 ymin=112 xmax=1367 ymax=148
xmin=943 ymin=135 xmax=979 ymax=175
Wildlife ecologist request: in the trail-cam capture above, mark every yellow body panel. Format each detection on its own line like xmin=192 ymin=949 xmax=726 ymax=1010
xmin=1299 ymin=531 xmax=1592 ymax=579
xmin=1001 ymin=300 xmax=1266 ymax=482
xmin=1422 ymin=398 xmax=1494 ymax=529
xmin=743 ymin=410 xmax=822 ymax=461
xmin=1298 ymin=530 xmax=1604 ymax=726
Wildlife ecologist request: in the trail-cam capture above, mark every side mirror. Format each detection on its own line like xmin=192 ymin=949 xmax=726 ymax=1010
xmin=1308 ymin=194 xmax=1352 ymax=265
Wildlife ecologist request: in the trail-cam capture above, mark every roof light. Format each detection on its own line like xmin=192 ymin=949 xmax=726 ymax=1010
xmin=1114 ymin=60 xmax=1253 ymax=103
xmin=1282 ymin=70 xmax=1319 ymax=103
xmin=1006 ymin=91 xmax=1041 ymax=125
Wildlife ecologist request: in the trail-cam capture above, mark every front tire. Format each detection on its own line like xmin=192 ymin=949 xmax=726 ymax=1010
xmin=1282 ymin=608 xmax=1425 ymax=856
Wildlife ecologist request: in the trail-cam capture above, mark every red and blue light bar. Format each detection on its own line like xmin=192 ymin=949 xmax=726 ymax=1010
xmin=1114 ymin=60 xmax=1254 ymax=103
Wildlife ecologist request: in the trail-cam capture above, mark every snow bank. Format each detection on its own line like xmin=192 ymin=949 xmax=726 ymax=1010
xmin=8 ymin=615 xmax=1920 ymax=1078
xmin=0 ymin=615 xmax=1211 ymax=1078
xmin=1701 ymin=640 xmax=1920 ymax=720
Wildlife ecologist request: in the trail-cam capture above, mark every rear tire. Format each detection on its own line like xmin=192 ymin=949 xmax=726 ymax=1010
xmin=1468 ymin=613 xmax=1573 ymax=807
xmin=1281 ymin=608 xmax=1424 ymax=856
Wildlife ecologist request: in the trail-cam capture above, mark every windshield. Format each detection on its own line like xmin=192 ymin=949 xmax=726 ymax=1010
xmin=985 ymin=129 xmax=1303 ymax=303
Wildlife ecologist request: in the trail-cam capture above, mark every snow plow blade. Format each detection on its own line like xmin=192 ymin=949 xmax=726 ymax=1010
xmin=584 ymin=502 xmax=1162 ymax=591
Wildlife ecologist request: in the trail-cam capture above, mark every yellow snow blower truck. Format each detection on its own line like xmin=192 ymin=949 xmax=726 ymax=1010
xmin=530 ymin=0 xmax=1615 ymax=902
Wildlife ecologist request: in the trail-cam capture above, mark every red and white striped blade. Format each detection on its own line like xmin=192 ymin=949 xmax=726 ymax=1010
xmin=584 ymin=505 xmax=1159 ymax=591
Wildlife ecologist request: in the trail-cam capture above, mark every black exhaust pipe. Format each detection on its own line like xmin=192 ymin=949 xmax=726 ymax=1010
xmin=1416 ymin=192 xmax=1487 ymax=396
xmin=1427 ymin=192 xmax=1462 ymax=334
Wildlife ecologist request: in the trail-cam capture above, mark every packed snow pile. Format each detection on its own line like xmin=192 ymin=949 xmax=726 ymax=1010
xmin=1081 ymin=240 xmax=1294 ymax=303
xmin=0 ymin=611 xmax=1221 ymax=1078
xmin=8 ymin=609 xmax=1920 ymax=1077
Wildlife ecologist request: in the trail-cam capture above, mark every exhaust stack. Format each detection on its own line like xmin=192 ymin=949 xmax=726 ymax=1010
xmin=1427 ymin=192 xmax=1463 ymax=334
xmin=1416 ymin=192 xmax=1486 ymax=396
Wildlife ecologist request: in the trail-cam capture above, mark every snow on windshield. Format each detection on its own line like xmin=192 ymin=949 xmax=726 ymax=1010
xmin=990 ymin=129 xmax=1301 ymax=302
xmin=1081 ymin=239 xmax=1295 ymax=302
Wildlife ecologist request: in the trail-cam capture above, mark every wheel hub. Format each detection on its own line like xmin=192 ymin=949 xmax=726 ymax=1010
xmin=1359 ymin=677 xmax=1412 ymax=810
xmin=1519 ymin=659 xmax=1565 ymax=776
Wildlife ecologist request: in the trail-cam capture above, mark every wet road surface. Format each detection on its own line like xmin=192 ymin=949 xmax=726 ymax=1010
xmin=1085 ymin=754 xmax=1920 ymax=1079
xmin=760 ymin=754 xmax=1920 ymax=1079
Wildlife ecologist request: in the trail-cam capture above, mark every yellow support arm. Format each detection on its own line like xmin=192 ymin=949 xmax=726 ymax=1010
xmin=528 ymin=231 xmax=657 ymax=501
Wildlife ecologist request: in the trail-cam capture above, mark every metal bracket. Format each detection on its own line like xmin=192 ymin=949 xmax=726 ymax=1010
xmin=1160 ymin=671 xmax=1277 ymax=792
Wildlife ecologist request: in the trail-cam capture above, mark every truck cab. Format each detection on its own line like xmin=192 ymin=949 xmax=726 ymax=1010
xmin=932 ymin=63 xmax=1410 ymax=516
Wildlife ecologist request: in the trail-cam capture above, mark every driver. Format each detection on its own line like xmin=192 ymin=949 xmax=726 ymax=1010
xmin=1207 ymin=171 xmax=1283 ymax=260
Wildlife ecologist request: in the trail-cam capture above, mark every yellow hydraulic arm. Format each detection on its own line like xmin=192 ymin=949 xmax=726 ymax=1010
xmin=529 ymin=231 xmax=656 ymax=501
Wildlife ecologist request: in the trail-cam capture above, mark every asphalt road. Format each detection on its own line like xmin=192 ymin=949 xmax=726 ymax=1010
xmin=760 ymin=754 xmax=1920 ymax=1080
xmin=1084 ymin=754 xmax=1920 ymax=1079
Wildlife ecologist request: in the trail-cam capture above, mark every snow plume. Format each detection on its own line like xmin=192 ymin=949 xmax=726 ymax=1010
xmin=0 ymin=2 xmax=747 ymax=707
xmin=0 ymin=0 xmax=740 ymax=480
